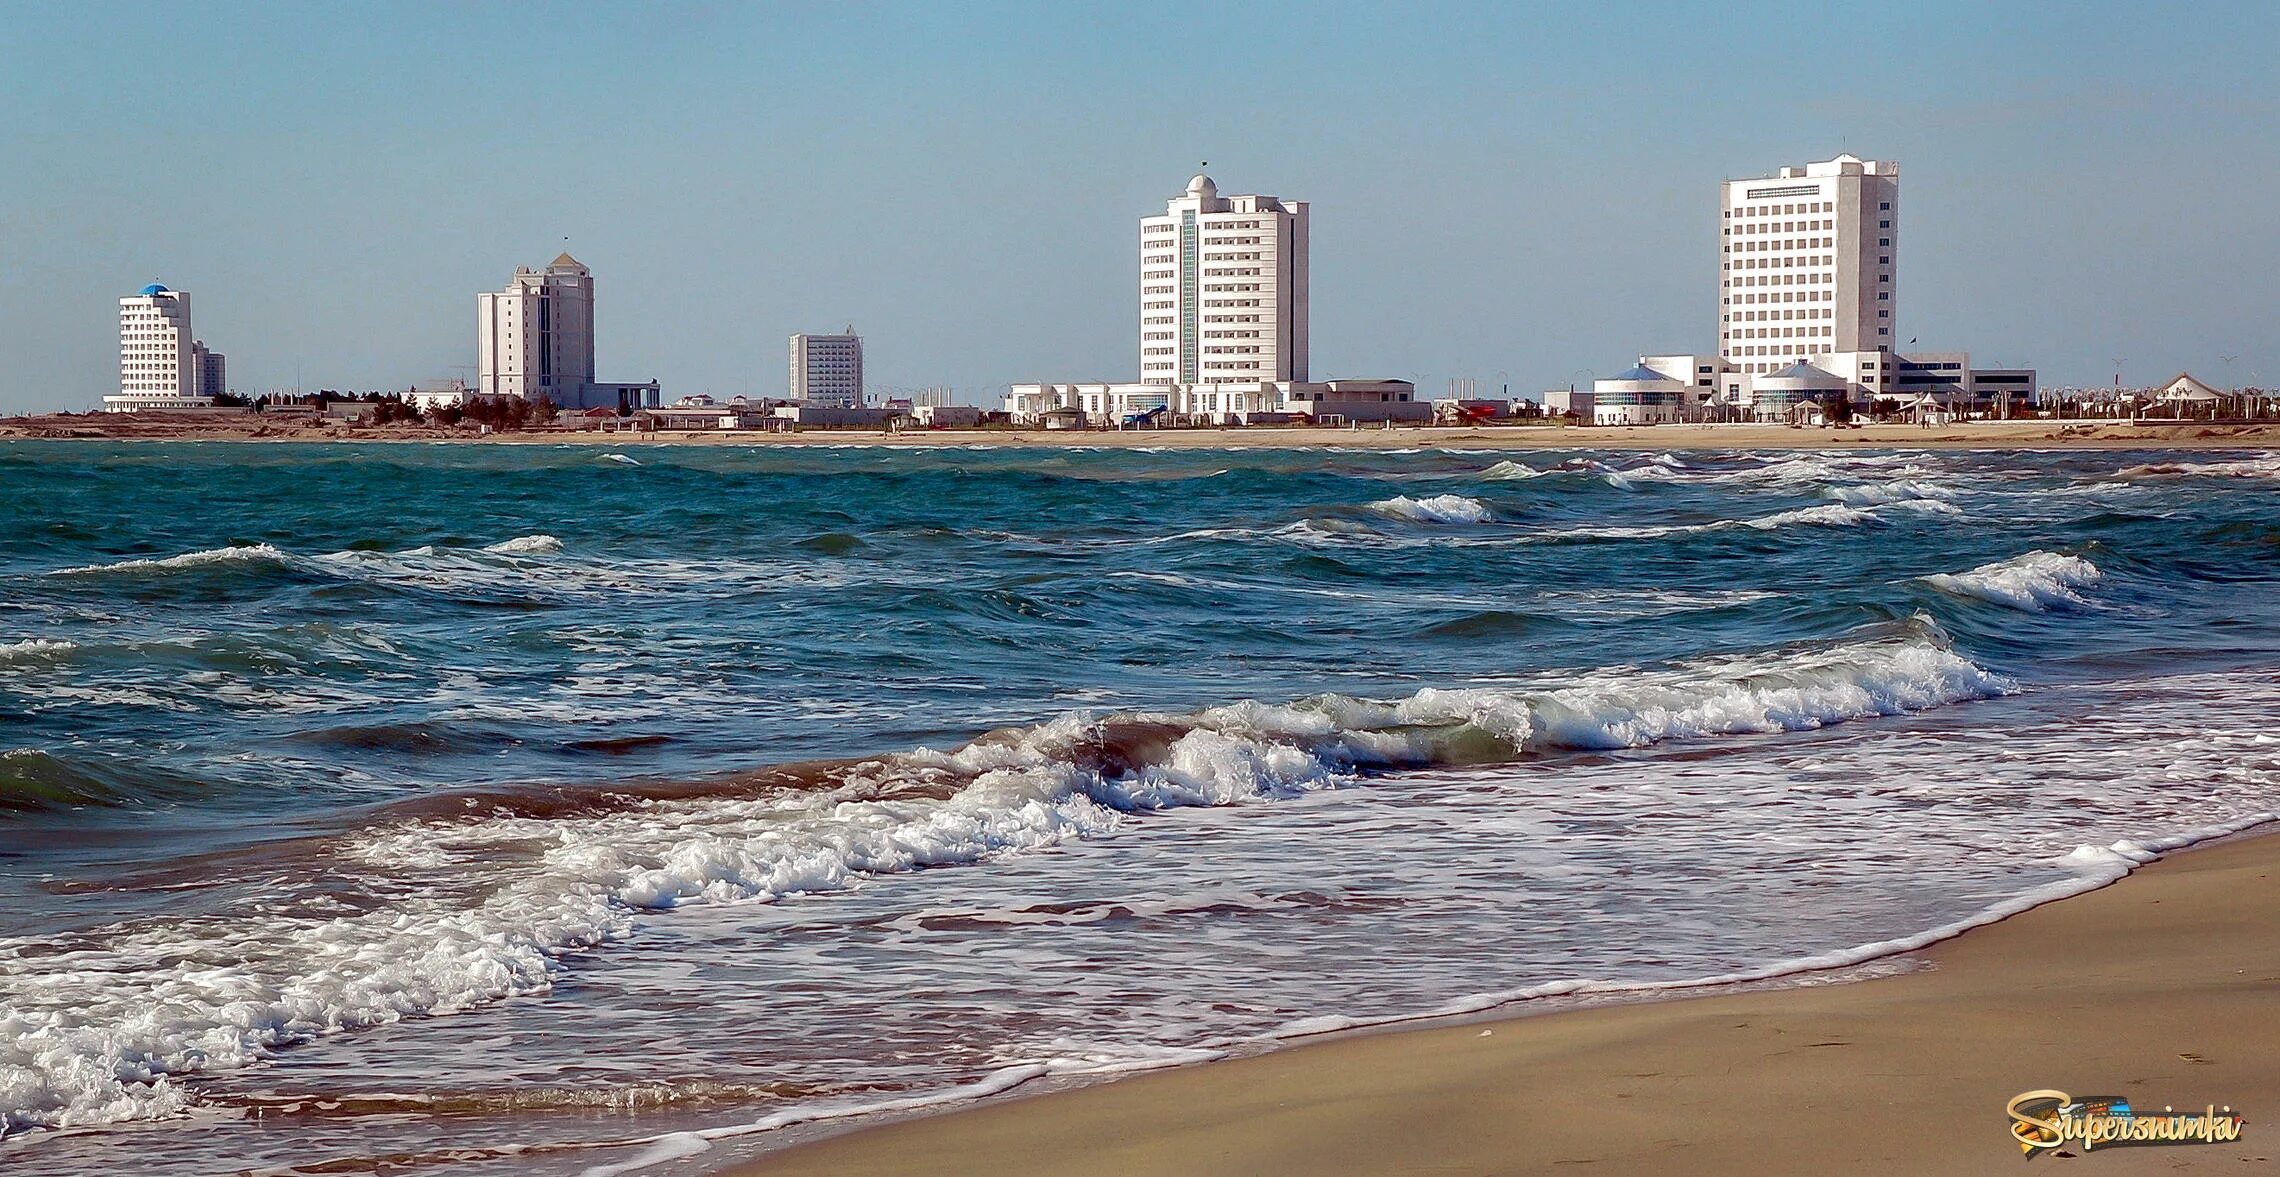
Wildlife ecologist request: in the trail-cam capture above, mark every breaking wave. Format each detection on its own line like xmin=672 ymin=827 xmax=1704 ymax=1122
xmin=1827 ymin=478 xmax=1958 ymax=506
xmin=50 ymin=544 xmax=294 ymax=576
xmin=1923 ymin=551 xmax=2105 ymax=612
xmin=1367 ymin=494 xmax=1494 ymax=524
xmin=0 ymin=620 xmax=2009 ymax=1135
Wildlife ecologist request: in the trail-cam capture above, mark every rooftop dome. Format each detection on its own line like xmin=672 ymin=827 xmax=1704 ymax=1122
xmin=1607 ymin=363 xmax=1680 ymax=383
xmin=140 ymin=283 xmax=170 ymax=296
xmin=1185 ymin=173 xmax=1217 ymax=200
xmin=1756 ymin=361 xmax=1848 ymax=388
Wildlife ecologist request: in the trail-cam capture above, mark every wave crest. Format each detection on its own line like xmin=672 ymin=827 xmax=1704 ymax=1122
xmin=1366 ymin=494 xmax=1494 ymax=524
xmin=0 ymin=622 xmax=2008 ymax=1135
xmin=1922 ymin=551 xmax=2103 ymax=612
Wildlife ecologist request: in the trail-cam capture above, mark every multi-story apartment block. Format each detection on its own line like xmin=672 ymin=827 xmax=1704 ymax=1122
xmin=1718 ymin=153 xmax=1898 ymax=377
xmin=107 ymin=284 xmax=209 ymax=411
xmin=790 ymin=331 xmax=864 ymax=408
xmin=1138 ymin=172 xmax=1309 ymax=386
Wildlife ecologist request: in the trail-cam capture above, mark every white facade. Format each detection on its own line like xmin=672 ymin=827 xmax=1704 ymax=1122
xmin=1005 ymin=379 xmax=1421 ymax=426
xmin=790 ymin=332 xmax=864 ymax=408
xmin=478 ymin=253 xmax=596 ymax=405
xmin=1592 ymin=363 xmax=1690 ymax=425
xmin=108 ymin=285 xmax=211 ymax=412
xmin=1719 ymin=154 xmax=1898 ymax=378
xmin=1139 ymin=173 xmax=1309 ymax=386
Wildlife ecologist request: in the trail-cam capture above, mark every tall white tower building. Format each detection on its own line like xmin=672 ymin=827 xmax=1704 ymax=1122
xmin=107 ymin=284 xmax=210 ymax=412
xmin=1138 ymin=172 xmax=1309 ymax=386
xmin=789 ymin=330 xmax=864 ymax=407
xmin=1718 ymin=154 xmax=1898 ymax=375
xmin=477 ymin=253 xmax=596 ymax=404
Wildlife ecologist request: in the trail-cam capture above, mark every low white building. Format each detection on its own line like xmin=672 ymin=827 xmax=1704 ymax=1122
xmin=1005 ymin=379 xmax=1422 ymax=426
xmin=108 ymin=284 xmax=212 ymax=412
xmin=1592 ymin=364 xmax=1690 ymax=425
xmin=1749 ymin=361 xmax=1851 ymax=422
xmin=912 ymin=404 xmax=982 ymax=427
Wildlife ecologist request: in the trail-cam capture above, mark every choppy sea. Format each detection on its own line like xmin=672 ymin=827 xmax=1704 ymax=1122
xmin=3 ymin=440 xmax=2278 ymax=1175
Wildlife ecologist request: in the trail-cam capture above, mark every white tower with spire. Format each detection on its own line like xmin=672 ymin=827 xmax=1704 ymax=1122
xmin=477 ymin=253 xmax=596 ymax=404
xmin=1137 ymin=167 xmax=1309 ymax=386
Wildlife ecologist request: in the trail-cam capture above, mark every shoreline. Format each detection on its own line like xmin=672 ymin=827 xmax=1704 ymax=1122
xmin=720 ymin=825 xmax=2280 ymax=1176
xmin=5 ymin=419 xmax=2280 ymax=451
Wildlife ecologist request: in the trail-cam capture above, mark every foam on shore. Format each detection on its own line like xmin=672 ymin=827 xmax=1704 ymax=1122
xmin=0 ymin=620 xmax=2008 ymax=1136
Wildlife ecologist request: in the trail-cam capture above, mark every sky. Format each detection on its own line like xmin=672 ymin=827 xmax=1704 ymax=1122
xmin=2 ymin=0 xmax=2276 ymax=412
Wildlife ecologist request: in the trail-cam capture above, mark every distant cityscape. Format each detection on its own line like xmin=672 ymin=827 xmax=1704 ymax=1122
xmin=84 ymin=153 xmax=2261 ymax=430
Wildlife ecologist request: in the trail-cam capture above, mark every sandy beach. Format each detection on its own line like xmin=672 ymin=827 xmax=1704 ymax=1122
xmin=6 ymin=415 xmax=2280 ymax=451
xmin=728 ymin=830 xmax=2279 ymax=1176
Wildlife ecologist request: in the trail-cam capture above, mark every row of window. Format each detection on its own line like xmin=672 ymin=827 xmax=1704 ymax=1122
xmin=1731 ymin=290 xmax=1832 ymax=304
xmin=1729 ymin=199 xmax=1832 ymax=218
xmin=1730 ymin=237 xmax=1833 ymax=251
xmin=1203 ymin=283 xmax=1261 ymax=292
xmin=1730 ymin=220 xmax=1832 ymax=235
xmin=1203 ymin=330 xmax=1262 ymax=339
xmin=1729 ymin=307 xmax=1832 ymax=322
xmin=1726 ymin=326 xmax=1834 ymax=339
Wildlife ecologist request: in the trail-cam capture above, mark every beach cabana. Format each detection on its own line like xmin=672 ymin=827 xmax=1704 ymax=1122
xmin=2153 ymin=373 xmax=2223 ymax=419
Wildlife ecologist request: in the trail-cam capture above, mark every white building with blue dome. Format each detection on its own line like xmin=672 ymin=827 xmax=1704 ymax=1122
xmin=107 ymin=284 xmax=213 ymax=412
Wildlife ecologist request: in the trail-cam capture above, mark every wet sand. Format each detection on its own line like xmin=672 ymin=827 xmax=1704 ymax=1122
xmin=725 ymin=830 xmax=2280 ymax=1176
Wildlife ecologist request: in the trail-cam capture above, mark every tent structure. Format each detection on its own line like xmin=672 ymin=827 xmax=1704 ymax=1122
xmin=2155 ymin=372 xmax=2222 ymax=403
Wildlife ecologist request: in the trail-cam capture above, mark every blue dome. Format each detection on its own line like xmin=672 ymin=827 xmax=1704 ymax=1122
xmin=140 ymin=283 xmax=170 ymax=296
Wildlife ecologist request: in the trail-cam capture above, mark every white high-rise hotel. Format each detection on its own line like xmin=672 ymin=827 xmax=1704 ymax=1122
xmin=1718 ymin=153 xmax=1897 ymax=375
xmin=789 ymin=331 xmax=864 ymax=407
xmin=474 ymin=254 xmax=659 ymax=412
xmin=1138 ymin=173 xmax=1310 ymax=385
xmin=478 ymin=253 xmax=595 ymax=403
xmin=1005 ymin=171 xmax=1421 ymax=425
xmin=108 ymin=284 xmax=213 ymax=412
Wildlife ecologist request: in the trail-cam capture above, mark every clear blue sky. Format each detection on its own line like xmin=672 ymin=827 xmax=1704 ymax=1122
xmin=3 ymin=0 xmax=2275 ymax=411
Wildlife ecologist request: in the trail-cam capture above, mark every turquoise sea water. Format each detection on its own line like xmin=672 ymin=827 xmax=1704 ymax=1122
xmin=3 ymin=440 xmax=2278 ymax=1175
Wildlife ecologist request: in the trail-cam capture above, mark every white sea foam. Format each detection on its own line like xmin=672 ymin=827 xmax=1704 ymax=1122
xmin=1262 ymin=811 xmax=2279 ymax=1040
xmin=483 ymin=534 xmax=564 ymax=555
xmin=1827 ymin=478 xmax=1958 ymax=506
xmin=1480 ymin=460 xmax=1546 ymax=480
xmin=603 ymin=453 xmax=643 ymax=466
xmin=49 ymin=544 xmax=294 ymax=576
xmin=1367 ymin=494 xmax=1494 ymax=524
xmin=0 ymin=625 xmax=2009 ymax=1135
xmin=0 ymin=638 xmax=77 ymax=664
xmin=1546 ymin=502 xmax=1876 ymax=542
xmin=1923 ymin=551 xmax=2104 ymax=612
xmin=2118 ymin=454 xmax=2280 ymax=480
